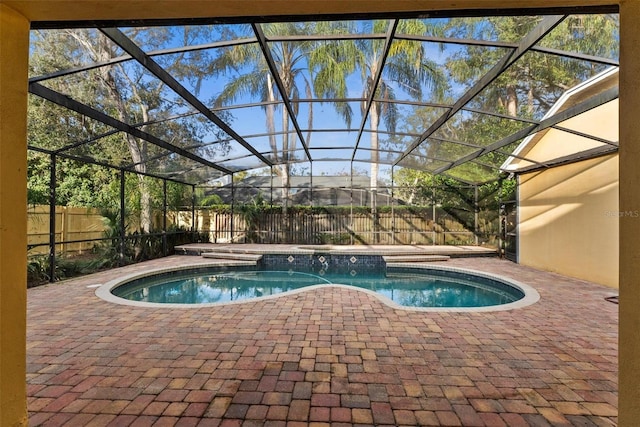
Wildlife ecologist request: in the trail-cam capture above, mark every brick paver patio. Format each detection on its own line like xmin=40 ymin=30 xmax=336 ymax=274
xmin=27 ymin=255 xmax=617 ymax=426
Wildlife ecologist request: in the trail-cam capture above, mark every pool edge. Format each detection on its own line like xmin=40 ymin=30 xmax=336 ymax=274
xmin=95 ymin=263 xmax=540 ymax=312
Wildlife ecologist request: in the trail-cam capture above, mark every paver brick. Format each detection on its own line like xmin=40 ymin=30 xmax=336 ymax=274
xmin=500 ymin=412 xmax=530 ymax=427
xmin=157 ymin=389 xmax=190 ymax=402
xmin=231 ymin=391 xmax=263 ymax=405
xmin=394 ymin=409 xmax=417 ymax=425
xmin=183 ymin=403 xmax=209 ymax=417
xmin=341 ymin=394 xmax=370 ymax=408
xmin=582 ymin=402 xmax=618 ymax=416
xmin=261 ymin=392 xmax=291 ymax=405
xmin=469 ymin=398 xmax=505 ymax=413
xmin=288 ymin=399 xmax=310 ymax=421
xmin=389 ymin=396 xmax=421 ymax=410
xmin=174 ymin=417 xmax=201 ymax=427
xmin=452 ymin=403 xmax=484 ymax=427
xmin=185 ymin=390 xmax=216 ymax=403
xmin=266 ymin=405 xmax=288 ymax=420
xmin=414 ymin=410 xmax=440 ymax=426
xmin=371 ymin=402 xmax=395 ymax=424
xmin=204 ymin=397 xmax=231 ymax=418
xmin=225 ymin=403 xmax=248 ymax=418
xmin=245 ymin=404 xmax=269 ymax=420
xmin=539 ymin=406 xmax=573 ymax=425
xmin=141 ymin=401 xmax=169 ymax=416
xmin=163 ymin=402 xmax=189 ymax=416
xmin=310 ymin=393 xmax=340 ymax=407
xmin=479 ymin=412 xmax=507 ymax=427
xmin=61 ymin=412 xmax=98 ymax=427
xmin=351 ymin=407 xmax=373 ymax=424
xmin=309 ymin=406 xmax=330 ymax=422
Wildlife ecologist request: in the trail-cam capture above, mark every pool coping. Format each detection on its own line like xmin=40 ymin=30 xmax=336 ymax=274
xmin=95 ymin=262 xmax=540 ymax=312
xmin=174 ymin=243 xmax=499 ymax=258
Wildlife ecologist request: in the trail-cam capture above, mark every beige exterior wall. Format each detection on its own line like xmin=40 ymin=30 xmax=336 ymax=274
xmin=514 ymin=70 xmax=619 ymax=289
xmin=509 ymin=99 xmax=618 ymax=169
xmin=519 ymin=154 xmax=619 ymax=288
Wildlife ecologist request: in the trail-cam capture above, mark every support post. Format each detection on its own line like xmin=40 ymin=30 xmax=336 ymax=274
xmin=310 ymin=162 xmax=313 ymax=206
xmin=191 ymin=184 xmax=196 ymax=238
xmin=474 ymin=184 xmax=479 ymax=246
xmin=0 ymin=5 xmax=29 ymax=425
xmin=230 ymin=174 xmax=235 ymax=243
xmin=432 ymin=186 xmax=437 ymax=245
xmin=119 ymin=169 xmax=126 ymax=265
xmin=620 ymin=2 xmax=640 ymax=424
xmin=498 ymin=190 xmax=504 ymax=258
xmin=391 ymin=166 xmax=395 ymax=244
xmin=270 ymin=166 xmax=274 ymax=208
xmin=162 ymin=179 xmax=167 ymax=256
xmin=350 ymin=162 xmax=354 ymax=245
xmin=48 ymin=154 xmax=57 ymax=282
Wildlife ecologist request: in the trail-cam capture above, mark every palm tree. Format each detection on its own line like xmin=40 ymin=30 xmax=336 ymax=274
xmin=210 ymin=22 xmax=316 ymax=212
xmin=212 ymin=20 xmax=446 ymax=220
xmin=310 ymin=20 xmax=447 ymax=213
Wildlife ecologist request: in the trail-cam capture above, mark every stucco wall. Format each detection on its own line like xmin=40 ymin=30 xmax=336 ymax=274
xmin=518 ymin=154 xmax=619 ymax=288
xmin=519 ymin=99 xmax=618 ymax=166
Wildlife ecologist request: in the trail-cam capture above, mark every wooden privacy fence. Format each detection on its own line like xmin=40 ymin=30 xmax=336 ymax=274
xmin=28 ymin=206 xmax=499 ymax=255
xmin=28 ymin=206 xmax=191 ymax=257
xmin=178 ymin=209 xmax=499 ymax=247
xmin=28 ymin=205 xmax=105 ymax=255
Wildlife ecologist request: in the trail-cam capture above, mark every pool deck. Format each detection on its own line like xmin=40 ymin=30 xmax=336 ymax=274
xmin=27 ymin=252 xmax=617 ymax=426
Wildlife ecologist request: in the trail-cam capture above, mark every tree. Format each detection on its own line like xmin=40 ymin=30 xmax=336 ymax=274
xmin=310 ymin=20 xmax=447 ymax=212
xmin=394 ymin=15 xmax=619 ymax=183
xmin=446 ymin=15 xmax=619 ymax=118
xmin=29 ymin=28 xmax=228 ymax=230
xmin=27 ymin=36 xmax=123 ymax=207
xmin=210 ymin=23 xmax=316 ymax=213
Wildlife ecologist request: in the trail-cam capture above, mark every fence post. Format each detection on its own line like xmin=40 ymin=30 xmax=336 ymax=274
xmin=310 ymin=163 xmax=313 ymax=207
xmin=162 ymin=179 xmax=167 ymax=256
xmin=391 ymin=166 xmax=395 ymax=244
xmin=61 ymin=206 xmax=67 ymax=254
xmin=498 ymin=192 xmax=503 ymax=258
xmin=48 ymin=154 xmax=56 ymax=282
xmin=230 ymin=175 xmax=235 ymax=243
xmin=474 ymin=184 xmax=479 ymax=246
xmin=269 ymin=166 xmax=273 ymax=208
xmin=191 ymin=184 xmax=196 ymax=240
xmin=432 ymin=186 xmax=437 ymax=245
xmin=350 ymin=162 xmax=354 ymax=245
xmin=119 ymin=169 xmax=126 ymax=266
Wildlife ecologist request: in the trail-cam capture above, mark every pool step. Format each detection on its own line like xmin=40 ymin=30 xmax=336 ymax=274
xmin=201 ymin=252 xmax=263 ymax=262
xmin=383 ymin=254 xmax=450 ymax=263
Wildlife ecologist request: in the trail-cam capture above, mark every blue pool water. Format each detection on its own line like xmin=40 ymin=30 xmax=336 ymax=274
xmin=112 ymin=268 xmax=525 ymax=308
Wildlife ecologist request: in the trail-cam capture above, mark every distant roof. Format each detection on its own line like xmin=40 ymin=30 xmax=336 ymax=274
xmin=209 ymin=175 xmax=397 ymax=205
xmin=225 ymin=175 xmax=377 ymax=189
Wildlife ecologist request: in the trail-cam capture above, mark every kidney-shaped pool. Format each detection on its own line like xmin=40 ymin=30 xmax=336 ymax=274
xmin=97 ymin=265 xmax=539 ymax=312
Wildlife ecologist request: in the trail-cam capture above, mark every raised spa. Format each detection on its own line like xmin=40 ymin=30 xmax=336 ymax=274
xmin=101 ymin=266 xmax=539 ymax=311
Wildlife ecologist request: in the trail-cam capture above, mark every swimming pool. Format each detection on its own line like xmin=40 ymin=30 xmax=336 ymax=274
xmin=97 ymin=265 xmax=540 ymax=311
